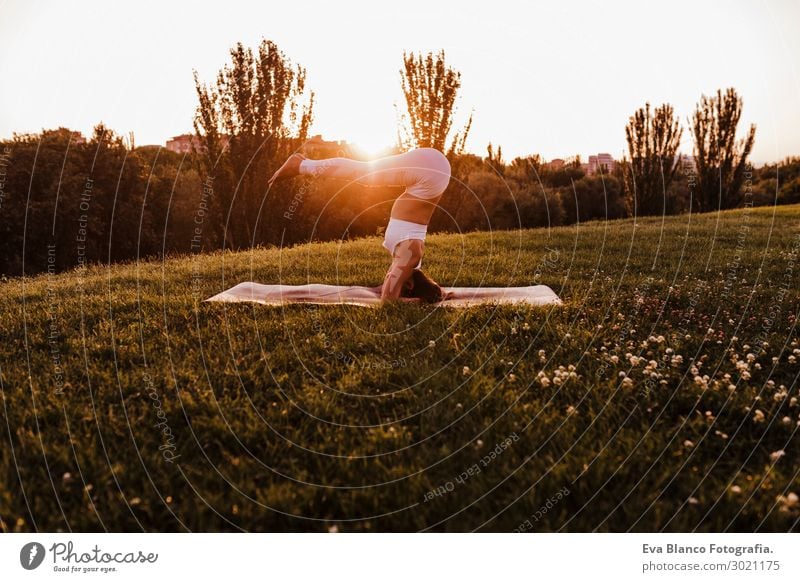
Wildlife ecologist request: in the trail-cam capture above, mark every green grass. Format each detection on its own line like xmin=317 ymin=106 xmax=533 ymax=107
xmin=2 ymin=204 xmax=799 ymax=532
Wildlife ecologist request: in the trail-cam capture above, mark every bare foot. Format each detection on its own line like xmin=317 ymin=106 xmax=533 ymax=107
xmin=268 ymin=153 xmax=306 ymax=187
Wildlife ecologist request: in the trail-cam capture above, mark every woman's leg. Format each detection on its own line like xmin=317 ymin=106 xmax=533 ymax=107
xmin=298 ymin=152 xmax=410 ymax=187
xmin=270 ymin=148 xmax=450 ymax=196
xmin=298 ymin=148 xmax=450 ymax=189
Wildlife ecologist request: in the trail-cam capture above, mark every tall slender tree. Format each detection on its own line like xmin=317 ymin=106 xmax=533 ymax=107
xmin=486 ymin=142 xmax=505 ymax=175
xmin=690 ymin=87 xmax=756 ymax=211
xmin=194 ymin=39 xmax=314 ymax=248
xmin=398 ymin=50 xmax=472 ymax=156
xmin=623 ymin=102 xmax=683 ymax=216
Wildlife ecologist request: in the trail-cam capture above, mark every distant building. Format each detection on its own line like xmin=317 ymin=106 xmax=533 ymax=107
xmin=165 ymin=134 xmax=199 ymax=154
xmin=165 ymin=133 xmax=229 ymax=154
xmin=586 ymin=153 xmax=615 ymax=175
xmin=302 ymin=134 xmax=353 ymax=158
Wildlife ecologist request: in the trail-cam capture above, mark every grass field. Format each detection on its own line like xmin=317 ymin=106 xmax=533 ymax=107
xmin=2 ymin=204 xmax=799 ymax=532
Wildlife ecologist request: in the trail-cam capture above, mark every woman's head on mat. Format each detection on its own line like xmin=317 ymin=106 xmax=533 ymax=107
xmin=400 ymin=269 xmax=444 ymax=304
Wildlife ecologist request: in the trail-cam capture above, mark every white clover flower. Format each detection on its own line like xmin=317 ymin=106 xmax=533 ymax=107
xmin=770 ymin=450 xmax=786 ymax=462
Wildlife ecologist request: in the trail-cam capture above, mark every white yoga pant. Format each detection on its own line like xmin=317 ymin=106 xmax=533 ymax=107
xmin=298 ymin=147 xmax=451 ymax=200
xmin=299 ymin=148 xmax=451 ymax=269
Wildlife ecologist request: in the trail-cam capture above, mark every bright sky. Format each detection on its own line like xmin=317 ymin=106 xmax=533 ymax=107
xmin=1 ymin=0 xmax=798 ymax=164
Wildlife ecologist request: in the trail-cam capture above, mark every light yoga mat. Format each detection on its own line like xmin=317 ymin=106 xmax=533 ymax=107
xmin=204 ymin=282 xmax=563 ymax=308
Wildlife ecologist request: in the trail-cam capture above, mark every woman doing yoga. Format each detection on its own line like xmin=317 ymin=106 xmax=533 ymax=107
xmin=269 ymin=147 xmax=452 ymax=303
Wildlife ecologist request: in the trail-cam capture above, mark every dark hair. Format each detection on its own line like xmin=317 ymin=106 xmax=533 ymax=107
xmin=401 ymin=269 xmax=445 ymax=303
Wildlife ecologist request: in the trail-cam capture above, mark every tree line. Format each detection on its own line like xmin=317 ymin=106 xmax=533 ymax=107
xmin=1 ymin=39 xmax=797 ymax=278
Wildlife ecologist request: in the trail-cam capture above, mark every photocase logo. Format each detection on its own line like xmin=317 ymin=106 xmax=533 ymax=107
xmin=20 ymin=542 xmax=46 ymax=570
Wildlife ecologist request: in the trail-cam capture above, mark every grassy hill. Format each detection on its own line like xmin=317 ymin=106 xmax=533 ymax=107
xmin=2 ymin=204 xmax=799 ymax=532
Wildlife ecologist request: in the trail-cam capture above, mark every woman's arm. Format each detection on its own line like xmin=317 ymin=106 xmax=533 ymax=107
xmin=380 ymin=240 xmax=423 ymax=301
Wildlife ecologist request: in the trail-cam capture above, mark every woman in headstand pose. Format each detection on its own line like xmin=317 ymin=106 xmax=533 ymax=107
xmin=268 ymin=147 xmax=452 ymax=303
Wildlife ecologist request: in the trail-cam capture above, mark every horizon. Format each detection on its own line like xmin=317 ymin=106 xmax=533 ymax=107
xmin=1 ymin=0 xmax=799 ymax=164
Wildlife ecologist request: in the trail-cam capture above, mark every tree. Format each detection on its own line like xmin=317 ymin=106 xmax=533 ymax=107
xmin=486 ymin=142 xmax=505 ymax=175
xmin=558 ymin=174 xmax=627 ymax=224
xmin=623 ymin=102 xmax=683 ymax=216
xmin=690 ymin=87 xmax=756 ymax=212
xmin=0 ymin=125 xmax=154 ymax=277
xmin=398 ymin=50 xmax=472 ymax=156
xmin=193 ymin=39 xmax=314 ymax=248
